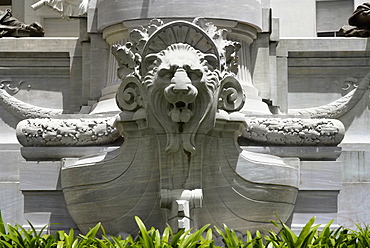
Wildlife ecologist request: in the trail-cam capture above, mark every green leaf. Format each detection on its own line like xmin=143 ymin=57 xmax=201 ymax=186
xmin=0 ymin=211 xmax=6 ymax=234
xmin=214 ymin=225 xmax=227 ymax=242
xmin=57 ymin=240 xmax=64 ymax=248
xmin=204 ymin=228 xmax=213 ymax=242
xmin=218 ymin=223 xmax=241 ymax=248
xmin=111 ymin=236 xmax=126 ymax=248
xmin=85 ymin=222 xmax=102 ymax=239
xmin=178 ymin=225 xmax=210 ymax=248
xmin=171 ymin=228 xmax=185 ymax=247
xmin=162 ymin=226 xmax=171 ymax=245
xmin=0 ymin=240 xmax=13 ymax=248
xmin=255 ymin=230 xmax=264 ymax=248
xmin=315 ymin=219 xmax=334 ymax=246
xmin=135 ymin=216 xmax=154 ymax=248
xmin=295 ymin=216 xmax=316 ymax=248
xmin=7 ymin=224 xmax=26 ymax=248
xmin=274 ymin=215 xmax=297 ymax=248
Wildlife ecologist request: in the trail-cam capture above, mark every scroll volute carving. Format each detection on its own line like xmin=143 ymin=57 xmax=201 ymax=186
xmin=218 ymin=74 xmax=245 ymax=112
xmin=116 ymin=76 xmax=144 ymax=112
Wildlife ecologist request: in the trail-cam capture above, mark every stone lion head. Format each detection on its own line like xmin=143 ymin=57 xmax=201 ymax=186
xmin=115 ymin=20 xmax=245 ymax=157
xmin=142 ymin=43 xmax=219 ymax=155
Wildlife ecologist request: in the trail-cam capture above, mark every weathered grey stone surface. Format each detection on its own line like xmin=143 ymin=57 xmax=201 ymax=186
xmin=338 ymin=183 xmax=370 ymax=230
xmin=19 ymin=161 xmax=78 ymax=232
xmin=20 ymin=146 xmax=119 ymax=161
xmin=97 ymin=0 xmax=262 ymax=32
xmin=0 ymin=37 xmax=84 ymax=231
xmin=0 ymin=145 xmax=23 ymax=227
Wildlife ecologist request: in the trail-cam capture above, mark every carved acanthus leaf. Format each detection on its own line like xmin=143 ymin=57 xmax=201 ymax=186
xmin=288 ymin=73 xmax=370 ymax=118
xmin=193 ymin=18 xmax=241 ymax=74
xmin=111 ymin=43 xmax=141 ymax=79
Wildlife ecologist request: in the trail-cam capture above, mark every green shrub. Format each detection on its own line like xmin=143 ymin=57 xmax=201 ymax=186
xmin=1 ymin=211 xmax=370 ymax=248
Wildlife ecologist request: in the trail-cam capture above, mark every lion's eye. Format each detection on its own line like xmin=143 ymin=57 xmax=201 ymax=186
xmin=187 ymin=70 xmax=202 ymax=80
xmin=158 ymin=69 xmax=173 ymax=79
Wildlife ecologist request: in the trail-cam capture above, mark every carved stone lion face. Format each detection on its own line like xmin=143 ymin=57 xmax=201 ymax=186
xmin=143 ymin=43 xmax=219 ymax=155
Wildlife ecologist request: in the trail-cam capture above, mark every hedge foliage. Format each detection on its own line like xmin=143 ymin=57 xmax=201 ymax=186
xmin=1 ymin=211 xmax=370 ymax=248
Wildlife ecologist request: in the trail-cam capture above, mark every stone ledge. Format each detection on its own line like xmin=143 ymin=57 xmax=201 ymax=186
xmin=242 ymin=146 xmax=342 ymax=161
xmin=299 ymin=161 xmax=342 ymax=190
xmin=20 ymin=146 xmax=119 ymax=161
xmin=0 ymin=38 xmax=79 ymax=53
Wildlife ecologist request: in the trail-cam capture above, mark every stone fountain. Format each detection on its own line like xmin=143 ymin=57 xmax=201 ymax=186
xmin=15 ymin=17 xmax=345 ymax=235
xmin=0 ymin=0 xmax=354 ymax=236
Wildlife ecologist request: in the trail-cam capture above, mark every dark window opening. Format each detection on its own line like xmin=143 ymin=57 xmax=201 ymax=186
xmin=0 ymin=0 xmax=11 ymax=6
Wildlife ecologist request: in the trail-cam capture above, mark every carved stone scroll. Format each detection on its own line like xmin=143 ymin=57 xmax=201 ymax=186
xmin=0 ymin=88 xmax=62 ymax=119
xmin=288 ymin=73 xmax=370 ymax=118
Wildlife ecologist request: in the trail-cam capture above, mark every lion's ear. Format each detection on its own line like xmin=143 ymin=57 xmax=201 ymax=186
xmin=143 ymin=53 xmax=159 ymax=72
xmin=204 ymin=54 xmax=218 ymax=71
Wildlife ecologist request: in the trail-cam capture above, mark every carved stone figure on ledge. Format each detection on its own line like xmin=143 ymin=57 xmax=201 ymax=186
xmin=31 ymin=0 xmax=89 ymax=18
xmin=339 ymin=2 xmax=370 ymax=37
xmin=0 ymin=9 xmax=44 ymax=37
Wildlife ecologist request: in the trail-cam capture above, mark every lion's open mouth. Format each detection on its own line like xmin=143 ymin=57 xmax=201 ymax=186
xmin=175 ymin=101 xmax=186 ymax=108
xmin=169 ymin=102 xmax=193 ymax=124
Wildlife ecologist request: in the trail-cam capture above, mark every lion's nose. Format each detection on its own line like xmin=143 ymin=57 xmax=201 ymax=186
xmin=171 ymin=68 xmax=191 ymax=93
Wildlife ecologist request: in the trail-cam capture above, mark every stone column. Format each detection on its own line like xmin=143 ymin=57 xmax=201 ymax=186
xmin=226 ymin=21 xmax=272 ymax=115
